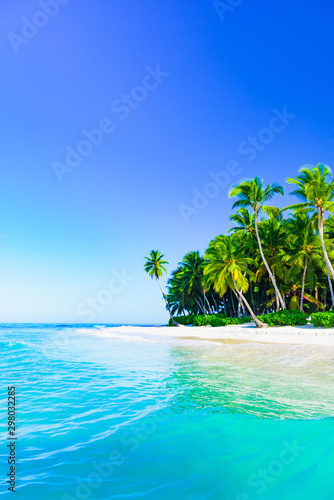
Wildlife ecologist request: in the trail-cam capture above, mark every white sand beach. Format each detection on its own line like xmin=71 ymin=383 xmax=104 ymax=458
xmin=90 ymin=324 xmax=334 ymax=347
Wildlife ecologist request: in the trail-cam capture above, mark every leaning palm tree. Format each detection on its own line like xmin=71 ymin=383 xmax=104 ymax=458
xmin=284 ymin=211 xmax=325 ymax=311
xmin=256 ymin=213 xmax=287 ymax=310
xmin=203 ymin=233 xmax=267 ymax=328
xmin=229 ymin=176 xmax=285 ymax=309
xmin=144 ymin=250 xmax=179 ymax=326
xmin=286 ymin=164 xmax=334 ymax=306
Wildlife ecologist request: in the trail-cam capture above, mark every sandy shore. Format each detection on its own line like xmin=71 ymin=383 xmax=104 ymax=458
xmin=97 ymin=323 xmax=334 ymax=347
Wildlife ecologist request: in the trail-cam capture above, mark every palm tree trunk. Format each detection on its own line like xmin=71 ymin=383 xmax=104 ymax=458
xmin=210 ymin=293 xmax=218 ymax=313
xmin=158 ymin=278 xmax=179 ymax=326
xmin=272 ymin=270 xmax=280 ymax=311
xmin=315 ymin=286 xmax=319 ymax=312
xmin=318 ymin=209 xmax=334 ymax=306
xmin=233 ymin=290 xmax=242 ymax=318
xmin=300 ymin=257 xmax=308 ymax=312
xmin=254 ymin=210 xmax=286 ymax=310
xmin=232 ymin=277 xmax=267 ymax=328
xmin=235 ymin=290 xmax=247 ymax=317
xmin=222 ymin=296 xmax=227 ymax=315
xmin=194 ymin=296 xmax=206 ymax=314
xmin=230 ymin=288 xmax=237 ymax=316
xmin=326 ymin=266 xmax=334 ymax=311
xmin=204 ymin=295 xmax=213 ymax=314
xmin=250 ymin=285 xmax=256 ymax=314
xmin=240 ymin=293 xmax=246 ymax=316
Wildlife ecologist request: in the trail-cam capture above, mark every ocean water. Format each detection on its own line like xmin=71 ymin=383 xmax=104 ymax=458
xmin=1 ymin=324 xmax=334 ymax=499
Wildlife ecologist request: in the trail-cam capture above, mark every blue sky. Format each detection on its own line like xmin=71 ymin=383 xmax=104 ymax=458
xmin=0 ymin=0 xmax=334 ymax=323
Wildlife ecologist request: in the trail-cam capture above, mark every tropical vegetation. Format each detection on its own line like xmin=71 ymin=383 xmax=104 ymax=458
xmin=144 ymin=250 xmax=179 ymax=326
xmin=145 ymin=164 xmax=334 ymax=328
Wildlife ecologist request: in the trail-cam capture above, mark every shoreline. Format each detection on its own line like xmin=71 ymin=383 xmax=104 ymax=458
xmin=96 ymin=323 xmax=334 ymax=347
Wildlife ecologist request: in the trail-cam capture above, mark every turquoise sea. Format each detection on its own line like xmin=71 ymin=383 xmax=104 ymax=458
xmin=1 ymin=324 xmax=334 ymax=499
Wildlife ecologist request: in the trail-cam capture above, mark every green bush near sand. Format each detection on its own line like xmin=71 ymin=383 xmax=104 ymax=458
xmin=311 ymin=312 xmax=334 ymax=328
xmin=193 ymin=315 xmax=251 ymax=327
xmin=169 ymin=310 xmax=334 ymax=328
xmin=167 ymin=315 xmax=195 ymax=326
xmin=257 ymin=310 xmax=308 ymax=326
xmin=168 ymin=314 xmax=251 ymax=327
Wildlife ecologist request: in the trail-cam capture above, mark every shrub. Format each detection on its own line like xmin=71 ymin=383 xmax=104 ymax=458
xmin=209 ymin=316 xmax=228 ymax=327
xmin=168 ymin=314 xmax=251 ymax=327
xmin=311 ymin=312 xmax=334 ymax=328
xmin=167 ymin=315 xmax=195 ymax=326
xmin=229 ymin=316 xmax=251 ymax=325
xmin=193 ymin=315 xmax=207 ymax=326
xmin=257 ymin=310 xmax=308 ymax=327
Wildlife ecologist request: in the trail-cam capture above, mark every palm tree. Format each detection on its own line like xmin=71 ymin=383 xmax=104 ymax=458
xmin=229 ymin=176 xmax=285 ymax=309
xmin=166 ymin=269 xmax=187 ymax=316
xmin=229 ymin=208 xmax=258 ymax=315
xmin=256 ymin=213 xmax=287 ymax=310
xmin=284 ymin=212 xmax=325 ymax=311
xmin=203 ymin=233 xmax=267 ymax=328
xmin=167 ymin=256 xmax=205 ymax=315
xmin=286 ymin=164 xmax=334 ymax=306
xmin=178 ymin=251 xmax=212 ymax=314
xmin=229 ymin=208 xmax=256 ymax=236
xmin=144 ymin=250 xmax=179 ymax=326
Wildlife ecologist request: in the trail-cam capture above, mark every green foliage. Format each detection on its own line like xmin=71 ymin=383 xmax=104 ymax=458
xmin=208 ymin=316 xmax=227 ymax=327
xmin=311 ymin=312 xmax=334 ymax=328
xmin=203 ymin=232 xmax=255 ymax=296
xmin=288 ymin=295 xmax=300 ymax=310
xmin=197 ymin=314 xmax=252 ymax=327
xmin=257 ymin=310 xmax=308 ymax=326
xmin=193 ymin=315 xmax=207 ymax=326
xmin=167 ymin=315 xmax=195 ymax=326
xmin=159 ymin=170 xmax=334 ymax=325
xmin=170 ymin=311 xmax=334 ymax=328
xmin=228 ymin=316 xmax=252 ymax=325
xmin=144 ymin=250 xmax=168 ymax=279
xmin=168 ymin=314 xmax=251 ymax=327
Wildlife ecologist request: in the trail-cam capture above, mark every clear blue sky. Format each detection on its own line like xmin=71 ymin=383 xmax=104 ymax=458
xmin=1 ymin=0 xmax=333 ymax=323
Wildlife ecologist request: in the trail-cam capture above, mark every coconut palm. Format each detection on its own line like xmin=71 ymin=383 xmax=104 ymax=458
xmin=229 ymin=207 xmax=260 ymax=314
xmin=203 ymin=233 xmax=267 ymax=328
xmin=256 ymin=213 xmax=287 ymax=309
xmin=177 ymin=251 xmax=210 ymax=313
xmin=229 ymin=176 xmax=285 ymax=309
xmin=286 ymin=164 xmax=334 ymax=305
xmin=229 ymin=208 xmax=256 ymax=236
xmin=144 ymin=250 xmax=179 ymax=325
xmin=166 ymin=268 xmax=187 ymax=316
xmin=284 ymin=212 xmax=325 ymax=311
